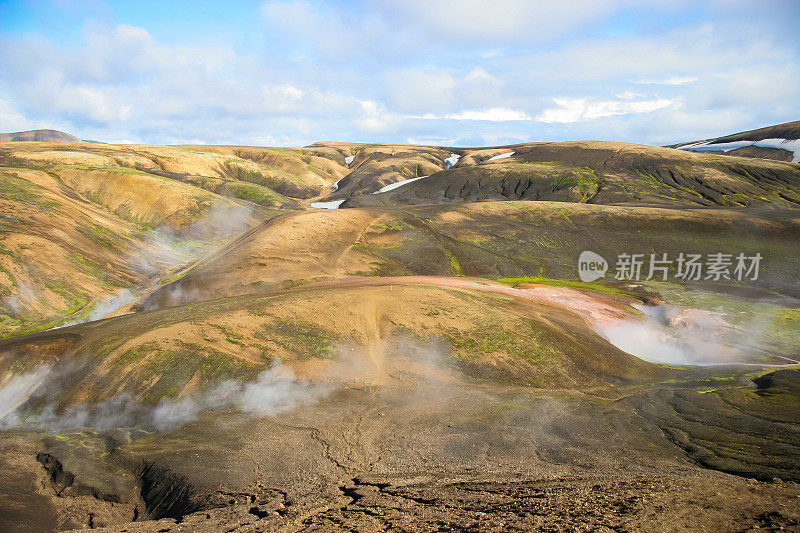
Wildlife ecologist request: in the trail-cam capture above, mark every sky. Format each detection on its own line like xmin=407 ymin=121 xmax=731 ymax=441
xmin=0 ymin=0 xmax=798 ymax=147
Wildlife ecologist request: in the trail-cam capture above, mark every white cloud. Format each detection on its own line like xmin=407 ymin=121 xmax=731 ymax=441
xmin=537 ymin=97 xmax=673 ymax=123
xmin=384 ymin=66 xmax=512 ymax=116
xmin=615 ymin=91 xmax=644 ymax=100
xmin=464 ymin=67 xmax=499 ymax=84
xmin=404 ymin=113 xmax=438 ymax=120
xmin=260 ymin=0 xmax=402 ymax=60
xmin=260 ymin=0 xmax=325 ymax=39
xmin=1 ymin=2 xmax=798 ymax=147
xmin=701 ymin=64 xmax=800 ymax=108
xmin=354 ymin=100 xmax=400 ymax=133
xmin=378 ymin=0 xmax=628 ymax=44
xmin=635 ymin=76 xmax=699 ymax=85
xmin=447 ymin=108 xmax=532 ymax=121
xmin=406 ymin=136 xmax=458 ymax=146
xmin=511 ymin=22 xmax=793 ymax=85
xmin=0 ymin=99 xmax=32 ymax=131
xmin=385 ymin=69 xmax=456 ymax=113
xmin=407 ymin=108 xmax=532 ymax=121
xmin=457 ymin=67 xmax=505 ymax=108
xmin=0 ymin=22 xmax=370 ymax=144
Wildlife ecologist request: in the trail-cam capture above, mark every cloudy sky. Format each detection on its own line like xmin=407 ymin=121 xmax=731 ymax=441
xmin=0 ymin=0 xmax=798 ymax=146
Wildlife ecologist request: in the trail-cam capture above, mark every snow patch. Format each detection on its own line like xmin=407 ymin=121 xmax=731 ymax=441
xmin=678 ymin=137 xmax=800 ymax=163
xmin=444 ymin=153 xmax=460 ymax=169
xmin=330 ymin=178 xmax=343 ymax=191
xmin=373 ymin=175 xmax=429 ymax=194
xmin=345 ymin=155 xmax=355 ymax=165
xmin=488 ymin=151 xmax=514 ymax=161
xmin=310 ymin=199 xmax=345 ymax=209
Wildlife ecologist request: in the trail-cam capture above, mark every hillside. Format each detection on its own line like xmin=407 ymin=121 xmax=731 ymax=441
xmin=2 ymin=268 xmax=799 ymax=530
xmin=671 ymin=120 xmax=800 ymax=163
xmin=135 ymin=201 xmax=800 ymax=313
xmin=0 ymin=141 xmax=351 ymax=337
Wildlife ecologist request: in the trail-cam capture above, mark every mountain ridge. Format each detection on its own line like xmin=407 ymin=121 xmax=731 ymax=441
xmin=0 ymin=129 xmax=86 ymax=143
xmin=670 ymin=120 xmax=800 ymax=163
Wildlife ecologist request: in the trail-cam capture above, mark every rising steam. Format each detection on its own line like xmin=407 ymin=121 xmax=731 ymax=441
xmin=58 ymin=289 xmax=137 ymax=328
xmin=0 ymin=364 xmax=52 ymax=420
xmin=596 ymin=302 xmax=794 ymax=366
xmin=47 ymin=201 xmax=255 ymax=326
xmin=0 ymin=333 xmax=464 ymax=435
xmin=0 ymin=358 xmax=330 ymax=433
xmin=149 ymin=201 xmax=253 ymax=263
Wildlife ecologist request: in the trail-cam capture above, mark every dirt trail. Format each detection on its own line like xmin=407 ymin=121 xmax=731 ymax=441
xmin=307 ymin=275 xmax=636 ymax=329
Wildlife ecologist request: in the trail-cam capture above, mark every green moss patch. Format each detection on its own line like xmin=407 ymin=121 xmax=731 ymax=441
xmin=443 ymin=322 xmax=551 ymax=365
xmin=219 ymin=181 xmax=297 ymax=208
xmin=255 ymin=318 xmax=338 ymax=360
xmin=44 ymin=280 xmax=90 ymax=315
xmin=209 ymin=323 xmax=247 ymax=346
xmin=111 ymin=342 xmax=258 ymax=403
xmin=76 ymin=220 xmax=125 ymax=251
xmin=0 ymin=172 xmax=59 ymax=210
xmin=495 ymin=275 xmax=637 ymax=297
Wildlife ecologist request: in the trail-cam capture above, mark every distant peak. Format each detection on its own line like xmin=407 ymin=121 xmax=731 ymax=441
xmin=0 ymin=129 xmax=84 ymax=143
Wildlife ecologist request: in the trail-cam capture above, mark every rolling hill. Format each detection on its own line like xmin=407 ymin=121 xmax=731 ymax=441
xmin=2 ymin=134 xmax=800 ymax=337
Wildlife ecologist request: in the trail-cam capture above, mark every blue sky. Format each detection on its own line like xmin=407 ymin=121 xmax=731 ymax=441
xmin=0 ymin=0 xmax=798 ymax=146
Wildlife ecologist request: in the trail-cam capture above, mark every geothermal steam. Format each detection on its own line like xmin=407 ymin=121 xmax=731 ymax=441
xmin=47 ymin=202 xmax=254 ymax=326
xmin=596 ymin=302 xmax=792 ymax=366
xmin=0 ymin=335 xmax=459 ymax=434
xmin=0 ymin=359 xmax=330 ymax=433
xmin=0 ymin=364 xmax=52 ymax=420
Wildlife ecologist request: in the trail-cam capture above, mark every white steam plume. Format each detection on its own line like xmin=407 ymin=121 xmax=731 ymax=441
xmin=0 ymin=359 xmax=330 ymax=433
xmin=0 ymin=333 xmax=468 ymax=436
xmin=38 ymin=201 xmax=255 ymax=328
xmin=0 ymin=364 xmax=53 ymax=420
xmin=130 ymin=201 xmax=254 ymax=276
xmin=58 ymin=288 xmax=137 ymax=327
xmin=596 ymin=302 xmax=797 ymax=366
